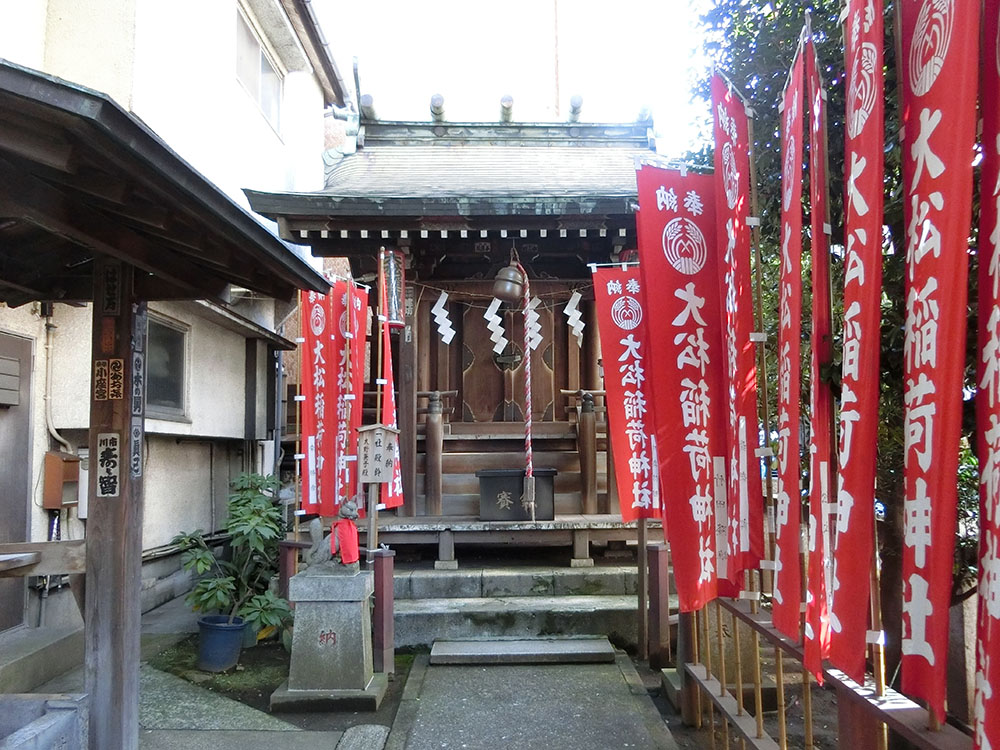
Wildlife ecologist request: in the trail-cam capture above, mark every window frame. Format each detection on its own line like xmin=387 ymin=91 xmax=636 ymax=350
xmin=235 ymin=8 xmax=283 ymax=135
xmin=145 ymin=314 xmax=190 ymax=422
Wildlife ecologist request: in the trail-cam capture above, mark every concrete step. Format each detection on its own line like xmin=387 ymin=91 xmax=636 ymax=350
xmin=429 ymin=636 xmax=617 ymax=665
xmin=394 ymin=594 xmax=647 ymax=649
xmin=394 ymin=565 xmax=639 ymax=600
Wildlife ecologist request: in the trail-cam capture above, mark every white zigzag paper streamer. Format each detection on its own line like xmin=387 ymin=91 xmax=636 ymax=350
xmin=563 ymin=291 xmax=584 ymax=348
xmin=431 ymin=291 xmax=455 ymax=344
xmin=484 ymin=297 xmax=508 ymax=355
xmin=525 ymin=296 xmax=543 ymax=351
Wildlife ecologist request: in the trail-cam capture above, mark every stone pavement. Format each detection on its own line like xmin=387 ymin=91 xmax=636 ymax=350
xmin=30 ymin=594 xmax=678 ymax=749
xmin=387 ymin=653 xmax=679 ymax=750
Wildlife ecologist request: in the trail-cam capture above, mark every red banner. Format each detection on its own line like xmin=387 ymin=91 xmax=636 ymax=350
xmin=976 ymin=4 xmax=1000 ymax=747
xmin=636 ymin=164 xmax=725 ymax=612
xmin=379 ymin=270 xmax=404 ymax=509
xmin=592 ymin=266 xmax=661 ymax=523
xmin=330 ymin=280 xmax=369 ymax=510
xmin=711 ymin=73 xmax=765 ymax=585
xmin=300 ymin=287 xmax=336 ymax=515
xmin=772 ymin=46 xmax=805 ymax=640
xmin=803 ymin=38 xmax=833 ymax=682
xmin=829 ymin=0 xmax=884 ymax=683
xmin=899 ymin=0 xmax=979 ymax=722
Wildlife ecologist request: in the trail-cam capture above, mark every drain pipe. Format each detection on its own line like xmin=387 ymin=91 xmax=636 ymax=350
xmin=43 ymin=307 xmax=73 ymax=455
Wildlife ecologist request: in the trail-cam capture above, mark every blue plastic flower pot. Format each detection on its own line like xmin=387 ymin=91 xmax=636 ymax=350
xmin=197 ymin=615 xmax=247 ymax=672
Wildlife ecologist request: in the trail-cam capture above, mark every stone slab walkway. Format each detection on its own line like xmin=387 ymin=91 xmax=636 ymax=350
xmin=386 ymin=653 xmax=678 ymax=750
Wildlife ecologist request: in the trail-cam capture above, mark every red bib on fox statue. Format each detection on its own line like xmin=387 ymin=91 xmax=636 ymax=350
xmin=333 ymin=519 xmax=359 ymax=566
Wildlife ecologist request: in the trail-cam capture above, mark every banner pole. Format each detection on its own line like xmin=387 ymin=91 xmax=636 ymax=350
xmin=746 ymin=100 xmax=776 ymax=593
xmin=294 ymin=289 xmax=303 ymax=556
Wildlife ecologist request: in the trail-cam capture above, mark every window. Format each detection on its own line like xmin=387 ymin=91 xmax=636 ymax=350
xmin=147 ymin=317 xmax=187 ymax=419
xmin=237 ymin=10 xmax=282 ymax=132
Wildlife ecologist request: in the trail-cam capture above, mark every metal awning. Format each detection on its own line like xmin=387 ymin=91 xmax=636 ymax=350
xmin=0 ymin=59 xmax=330 ymax=307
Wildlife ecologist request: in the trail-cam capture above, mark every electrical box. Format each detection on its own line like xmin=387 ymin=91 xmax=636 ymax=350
xmin=43 ymin=450 xmax=80 ymax=509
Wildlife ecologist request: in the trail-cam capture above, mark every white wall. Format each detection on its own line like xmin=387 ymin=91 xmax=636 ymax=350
xmin=0 ymin=2 xmax=48 ymax=70
xmin=130 ymin=0 xmax=326 ymax=210
xmin=43 ymin=0 xmax=137 ymax=108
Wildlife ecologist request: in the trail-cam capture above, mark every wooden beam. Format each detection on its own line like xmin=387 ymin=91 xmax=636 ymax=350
xmin=85 ymin=261 xmax=145 ymax=750
xmin=0 ymin=541 xmax=85 ymax=577
xmin=0 ymin=117 xmax=77 ymax=172
xmin=0 ymin=156 xmax=230 ymax=300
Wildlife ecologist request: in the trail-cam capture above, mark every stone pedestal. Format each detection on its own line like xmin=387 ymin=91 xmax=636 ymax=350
xmin=270 ymin=569 xmax=387 ymax=711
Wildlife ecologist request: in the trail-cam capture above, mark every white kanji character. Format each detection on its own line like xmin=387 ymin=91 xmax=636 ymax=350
xmin=607 ymin=279 xmax=623 ymax=295
xmin=624 ymin=419 xmax=648 ymax=451
xmin=904 ymin=372 xmax=936 ymax=472
xmin=974 ymin=641 xmax=993 ymax=750
xmin=618 ymin=334 xmax=642 ymax=362
xmin=623 ymin=389 xmax=647 ymax=421
xmin=674 ymin=328 xmax=711 ymax=374
xmin=910 ymin=108 xmax=945 ymax=190
xmin=772 ymin=543 xmax=784 ymax=604
xmin=981 ymin=416 xmax=1000 ymax=523
xmin=313 ymin=339 xmax=326 ymax=365
xmin=684 ymin=190 xmax=704 ymax=216
xmin=656 ymin=185 xmax=678 ymax=212
xmin=689 ymin=486 xmax=712 ymax=527
xmin=679 ymin=377 xmax=710 ymax=428
xmin=839 ymin=382 xmax=860 ymax=467
xmin=672 ymin=283 xmax=707 ymax=327
xmin=843 ymin=301 xmax=862 ymax=380
xmin=906 ymin=193 xmax=944 ymax=276
xmin=836 ymin=486 xmax=855 ymax=537
xmin=698 ymin=535 xmax=715 ymax=583
xmin=625 ymin=278 xmax=641 ymax=294
xmin=632 ymin=479 xmax=653 ymax=509
xmin=905 ymin=277 xmax=939 ymax=369
xmin=982 ymin=306 xmax=1000 ymax=408
xmin=628 ymin=450 xmax=651 ymax=478
xmin=902 ymin=572 xmax=935 ymax=665
xmin=620 ymin=359 xmax=645 ymax=389
xmin=983 ymin=533 xmax=1000 ymax=620
xmin=905 ymin=477 xmax=932 ymax=568
xmin=683 ymin=429 xmax=711 ymax=481
xmin=847 ymin=152 xmax=870 ymax=217
xmin=845 ymin=229 xmax=867 ymax=287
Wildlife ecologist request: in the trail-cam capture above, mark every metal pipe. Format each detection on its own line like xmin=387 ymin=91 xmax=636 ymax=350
xmin=500 ymin=95 xmax=513 ymax=122
xmin=568 ymin=94 xmax=582 ymax=122
xmin=44 ymin=314 xmax=73 ymax=454
xmin=430 ymin=93 xmax=445 ymax=122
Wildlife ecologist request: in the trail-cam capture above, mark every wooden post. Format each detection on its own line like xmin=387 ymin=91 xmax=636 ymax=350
xmin=372 ymin=547 xmax=395 ymax=674
xmin=579 ymin=391 xmax=598 ymax=514
xmin=85 ymin=260 xmax=145 ymax=750
xmin=399 ymin=283 xmax=417 ymax=516
xmin=425 ymin=391 xmax=444 ymax=516
xmin=677 ymin=610 xmax=699 ymax=727
xmin=637 ymin=519 xmax=648 ymax=660
xmin=647 ymin=543 xmax=670 ymax=668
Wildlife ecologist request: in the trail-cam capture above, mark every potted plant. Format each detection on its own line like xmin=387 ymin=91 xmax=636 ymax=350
xmin=173 ymin=472 xmax=291 ymax=672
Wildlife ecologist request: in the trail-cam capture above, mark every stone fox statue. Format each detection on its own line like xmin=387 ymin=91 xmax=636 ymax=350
xmin=305 ymin=496 xmax=361 ymax=570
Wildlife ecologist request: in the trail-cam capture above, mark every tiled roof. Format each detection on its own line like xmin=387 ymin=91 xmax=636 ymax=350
xmin=322 ymin=144 xmax=651 ymax=199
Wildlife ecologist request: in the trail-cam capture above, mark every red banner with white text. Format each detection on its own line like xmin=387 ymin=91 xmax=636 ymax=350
xmin=330 ymin=280 xmax=369 ymax=510
xmin=300 ymin=287 xmax=336 ymax=515
xmin=899 ymin=0 xmax=979 ymax=722
xmin=829 ymin=0 xmax=884 ymax=684
xmin=772 ymin=45 xmax=805 ymax=640
xmin=976 ymin=4 xmax=1000 ymax=747
xmin=803 ymin=38 xmax=833 ymax=683
xmin=592 ymin=266 xmax=661 ymax=523
xmin=379 ymin=274 xmax=404 ymax=509
xmin=636 ymin=164 xmax=725 ymax=612
xmin=711 ymin=73 xmax=765 ymax=587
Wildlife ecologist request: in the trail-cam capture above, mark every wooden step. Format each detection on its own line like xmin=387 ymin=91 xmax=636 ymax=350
xmin=429 ymin=637 xmax=616 ymax=665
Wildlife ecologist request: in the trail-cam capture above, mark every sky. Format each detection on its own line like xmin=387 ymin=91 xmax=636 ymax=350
xmin=314 ymin=0 xmax=710 ymax=157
